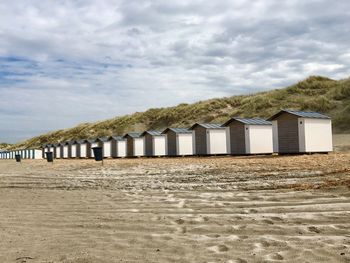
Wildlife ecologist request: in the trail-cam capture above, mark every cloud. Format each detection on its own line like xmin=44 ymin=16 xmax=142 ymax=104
xmin=0 ymin=0 xmax=349 ymax=143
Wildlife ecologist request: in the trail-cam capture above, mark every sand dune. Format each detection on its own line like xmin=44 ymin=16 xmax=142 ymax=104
xmin=0 ymin=154 xmax=349 ymax=262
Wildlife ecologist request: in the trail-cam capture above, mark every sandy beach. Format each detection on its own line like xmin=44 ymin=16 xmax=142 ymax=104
xmin=0 ymin=154 xmax=349 ymax=262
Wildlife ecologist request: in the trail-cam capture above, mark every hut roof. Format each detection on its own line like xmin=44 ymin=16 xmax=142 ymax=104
xmin=141 ymin=130 xmax=163 ymax=136
xmin=161 ymin=128 xmax=192 ymax=134
xmin=123 ymin=132 xmax=142 ymax=139
xmin=94 ymin=137 xmax=109 ymax=142
xmin=109 ymin=135 xmax=125 ymax=141
xmin=189 ymin=123 xmax=225 ymax=130
xmin=268 ymin=109 xmax=331 ymax=121
xmin=222 ymin=118 xmax=272 ymax=126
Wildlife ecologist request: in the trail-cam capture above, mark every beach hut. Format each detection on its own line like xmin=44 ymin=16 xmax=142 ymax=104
xmin=110 ymin=136 xmax=127 ymax=158
xmin=162 ymin=128 xmax=194 ymax=156
xmin=62 ymin=142 xmax=70 ymax=159
xmin=222 ymin=118 xmax=273 ymax=155
xmin=35 ymin=149 xmax=43 ymax=159
xmin=267 ymin=110 xmax=333 ymax=154
xmin=57 ymin=143 xmax=65 ymax=159
xmin=189 ymin=123 xmax=228 ymax=155
xmin=141 ymin=131 xmax=166 ymax=157
xmin=94 ymin=137 xmax=111 ymax=158
xmin=69 ymin=141 xmax=78 ymax=158
xmin=123 ymin=133 xmax=145 ymax=157
xmin=77 ymin=139 xmax=93 ymax=158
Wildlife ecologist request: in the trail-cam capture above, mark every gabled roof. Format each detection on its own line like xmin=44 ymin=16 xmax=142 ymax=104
xmin=123 ymin=132 xmax=142 ymax=139
xmin=65 ymin=140 xmax=78 ymax=145
xmin=222 ymin=117 xmax=272 ymax=127
xmin=109 ymin=135 xmax=125 ymax=141
xmin=162 ymin=128 xmax=192 ymax=134
xmin=77 ymin=139 xmax=94 ymax=144
xmin=189 ymin=123 xmax=225 ymax=130
xmin=141 ymin=130 xmax=163 ymax=136
xmin=94 ymin=137 xmax=109 ymax=142
xmin=268 ymin=109 xmax=331 ymax=121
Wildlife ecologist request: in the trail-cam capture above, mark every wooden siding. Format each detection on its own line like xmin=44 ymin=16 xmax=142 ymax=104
xmin=166 ymin=131 xmax=177 ymax=156
xmin=111 ymin=139 xmax=117 ymax=157
xmin=144 ymin=134 xmax=153 ymax=156
xmin=277 ymin=113 xmax=299 ymax=153
xmin=194 ymin=126 xmax=207 ymax=155
xmin=228 ymin=122 xmax=246 ymax=154
xmin=126 ymin=137 xmax=134 ymax=157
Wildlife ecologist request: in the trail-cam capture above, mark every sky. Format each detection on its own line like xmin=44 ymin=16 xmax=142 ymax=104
xmin=0 ymin=0 xmax=349 ymax=143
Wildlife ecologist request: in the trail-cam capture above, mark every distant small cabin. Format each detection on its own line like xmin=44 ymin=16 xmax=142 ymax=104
xmin=189 ymin=123 xmax=228 ymax=155
xmin=123 ymin=133 xmax=145 ymax=157
xmin=222 ymin=118 xmax=273 ymax=155
xmin=93 ymin=137 xmax=111 ymax=158
xmin=141 ymin=131 xmax=166 ymax=157
xmin=69 ymin=141 xmax=78 ymax=158
xmin=90 ymin=139 xmax=100 ymax=158
xmin=77 ymin=139 xmax=93 ymax=158
xmin=62 ymin=142 xmax=70 ymax=159
xmin=57 ymin=142 xmax=65 ymax=159
xmin=109 ymin=136 xmax=127 ymax=158
xmin=162 ymin=128 xmax=193 ymax=156
xmin=268 ymin=110 xmax=333 ymax=153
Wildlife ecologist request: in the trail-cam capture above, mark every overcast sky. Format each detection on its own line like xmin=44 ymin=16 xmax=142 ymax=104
xmin=0 ymin=0 xmax=349 ymax=143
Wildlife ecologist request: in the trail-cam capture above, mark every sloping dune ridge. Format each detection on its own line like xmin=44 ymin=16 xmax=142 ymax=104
xmin=0 ymin=154 xmax=349 ymax=262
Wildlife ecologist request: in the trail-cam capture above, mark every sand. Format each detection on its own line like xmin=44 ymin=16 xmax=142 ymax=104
xmin=0 ymin=153 xmax=349 ymax=263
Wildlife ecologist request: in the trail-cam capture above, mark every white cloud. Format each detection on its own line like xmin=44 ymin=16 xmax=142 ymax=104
xmin=0 ymin=0 xmax=349 ymax=142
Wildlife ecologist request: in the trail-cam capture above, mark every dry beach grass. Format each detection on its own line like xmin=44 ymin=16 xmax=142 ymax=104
xmin=0 ymin=153 xmax=350 ymax=262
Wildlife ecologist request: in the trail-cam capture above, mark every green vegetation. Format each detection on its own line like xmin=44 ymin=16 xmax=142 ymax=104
xmin=0 ymin=143 xmax=12 ymax=150
xmin=11 ymin=75 xmax=350 ymax=149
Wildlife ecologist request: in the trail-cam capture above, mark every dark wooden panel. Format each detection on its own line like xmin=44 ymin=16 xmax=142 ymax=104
xmin=166 ymin=131 xmax=177 ymax=156
xmin=194 ymin=126 xmax=207 ymax=155
xmin=228 ymin=122 xmax=246 ymax=154
xmin=144 ymin=134 xmax=153 ymax=156
xmin=277 ymin=113 xmax=299 ymax=153
xmin=126 ymin=137 xmax=134 ymax=156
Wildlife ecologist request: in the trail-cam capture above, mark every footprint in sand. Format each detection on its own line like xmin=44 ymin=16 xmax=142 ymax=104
xmin=208 ymin=245 xmax=229 ymax=253
xmin=175 ymin=218 xmax=185 ymax=225
xmin=261 ymin=219 xmax=274 ymax=225
xmin=232 ymin=258 xmax=248 ymax=263
xmin=266 ymin=253 xmax=284 ymax=260
xmin=308 ymin=226 xmax=321 ymax=233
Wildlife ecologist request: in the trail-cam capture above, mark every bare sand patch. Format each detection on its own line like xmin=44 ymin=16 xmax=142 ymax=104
xmin=0 ymin=154 xmax=349 ymax=262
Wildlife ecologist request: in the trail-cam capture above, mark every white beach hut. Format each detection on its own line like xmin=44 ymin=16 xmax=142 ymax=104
xmin=110 ymin=136 xmax=127 ymax=158
xmin=162 ymin=128 xmax=194 ymax=156
xmin=141 ymin=131 xmax=166 ymax=157
xmin=58 ymin=142 xmax=66 ymax=159
xmin=123 ymin=133 xmax=145 ymax=157
xmin=77 ymin=139 xmax=93 ymax=158
xmin=94 ymin=137 xmax=111 ymax=158
xmin=268 ymin=110 xmax=333 ymax=154
xmin=69 ymin=141 xmax=78 ymax=158
xmin=222 ymin=118 xmax=273 ymax=155
xmin=189 ymin=123 xmax=228 ymax=155
xmin=62 ymin=142 xmax=69 ymax=159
